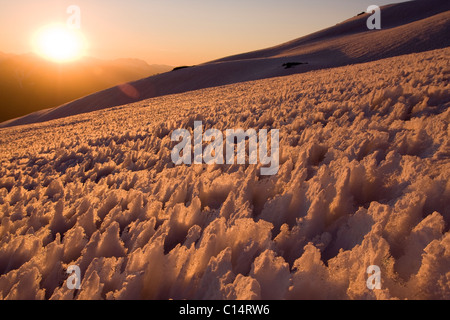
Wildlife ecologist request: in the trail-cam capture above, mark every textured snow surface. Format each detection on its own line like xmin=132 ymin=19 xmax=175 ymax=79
xmin=0 ymin=48 xmax=449 ymax=300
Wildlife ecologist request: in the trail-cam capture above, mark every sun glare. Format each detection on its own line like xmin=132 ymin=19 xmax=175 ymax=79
xmin=34 ymin=24 xmax=87 ymax=63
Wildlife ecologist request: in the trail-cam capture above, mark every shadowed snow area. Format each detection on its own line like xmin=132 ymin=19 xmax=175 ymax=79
xmin=0 ymin=47 xmax=449 ymax=299
xmin=1 ymin=0 xmax=449 ymax=128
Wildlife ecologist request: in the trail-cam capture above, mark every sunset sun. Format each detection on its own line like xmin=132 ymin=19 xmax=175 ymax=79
xmin=34 ymin=24 xmax=86 ymax=63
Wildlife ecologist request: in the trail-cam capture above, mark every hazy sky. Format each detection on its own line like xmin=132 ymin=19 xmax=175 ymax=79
xmin=0 ymin=0 xmax=411 ymax=65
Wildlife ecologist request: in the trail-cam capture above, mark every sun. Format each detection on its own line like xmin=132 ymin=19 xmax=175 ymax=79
xmin=33 ymin=24 xmax=87 ymax=63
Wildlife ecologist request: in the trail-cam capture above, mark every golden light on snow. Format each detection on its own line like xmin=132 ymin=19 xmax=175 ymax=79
xmin=33 ymin=24 xmax=87 ymax=63
xmin=0 ymin=0 xmax=448 ymax=301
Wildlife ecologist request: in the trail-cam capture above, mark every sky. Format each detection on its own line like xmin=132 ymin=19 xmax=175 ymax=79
xmin=0 ymin=0 xmax=411 ymax=66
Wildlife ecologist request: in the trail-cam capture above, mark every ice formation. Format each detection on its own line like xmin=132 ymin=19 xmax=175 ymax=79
xmin=0 ymin=48 xmax=449 ymax=300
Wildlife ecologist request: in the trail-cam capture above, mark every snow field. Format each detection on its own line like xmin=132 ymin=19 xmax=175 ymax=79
xmin=0 ymin=47 xmax=449 ymax=299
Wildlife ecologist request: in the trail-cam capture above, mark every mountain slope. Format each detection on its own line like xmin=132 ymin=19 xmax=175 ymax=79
xmin=213 ymin=0 xmax=450 ymax=62
xmin=1 ymin=0 xmax=449 ymax=128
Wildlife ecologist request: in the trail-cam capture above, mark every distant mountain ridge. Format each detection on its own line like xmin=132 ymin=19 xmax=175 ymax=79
xmin=0 ymin=54 xmax=171 ymax=123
